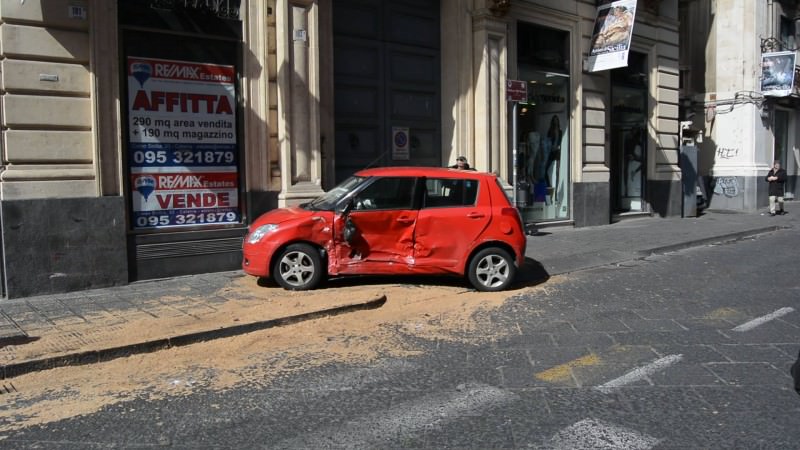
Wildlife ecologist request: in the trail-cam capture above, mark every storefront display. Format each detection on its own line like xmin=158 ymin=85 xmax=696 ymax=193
xmin=120 ymin=4 xmax=244 ymax=232
xmin=515 ymin=23 xmax=570 ymax=222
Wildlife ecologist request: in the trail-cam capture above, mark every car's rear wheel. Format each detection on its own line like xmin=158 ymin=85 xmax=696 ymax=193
xmin=467 ymin=247 xmax=515 ymax=292
xmin=272 ymin=243 xmax=324 ymax=290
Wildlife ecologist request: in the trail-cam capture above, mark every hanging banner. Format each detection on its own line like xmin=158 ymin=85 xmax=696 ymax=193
xmin=587 ymin=0 xmax=638 ymax=72
xmin=761 ymin=51 xmax=796 ymax=97
xmin=126 ymin=56 xmax=240 ymax=229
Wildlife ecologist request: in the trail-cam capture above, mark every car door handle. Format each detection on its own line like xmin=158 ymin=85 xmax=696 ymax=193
xmin=466 ymin=212 xmax=485 ymax=219
xmin=396 ymin=216 xmax=415 ymax=224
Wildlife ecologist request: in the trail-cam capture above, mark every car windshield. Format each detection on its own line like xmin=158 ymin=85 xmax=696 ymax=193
xmin=303 ymin=176 xmax=368 ymax=211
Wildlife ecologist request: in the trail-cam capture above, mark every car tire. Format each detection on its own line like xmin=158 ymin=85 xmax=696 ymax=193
xmin=272 ymin=243 xmax=324 ymax=291
xmin=467 ymin=247 xmax=516 ymax=292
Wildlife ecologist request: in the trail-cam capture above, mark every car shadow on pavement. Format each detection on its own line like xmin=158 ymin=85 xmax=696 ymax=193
xmin=514 ymin=257 xmax=550 ymax=287
xmin=255 ymin=257 xmax=549 ymax=291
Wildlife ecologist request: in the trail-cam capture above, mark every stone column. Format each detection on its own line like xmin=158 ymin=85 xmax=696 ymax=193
xmin=90 ymin=0 xmax=121 ymax=196
xmin=243 ymin=0 xmax=272 ymax=193
xmin=276 ymin=0 xmax=324 ymax=206
xmin=472 ymin=9 xmax=508 ymax=177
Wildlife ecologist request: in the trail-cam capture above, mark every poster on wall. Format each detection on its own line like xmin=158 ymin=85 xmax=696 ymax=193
xmin=126 ymin=57 xmax=240 ymax=230
xmin=761 ymin=51 xmax=796 ymax=97
xmin=587 ymin=0 xmax=637 ymax=72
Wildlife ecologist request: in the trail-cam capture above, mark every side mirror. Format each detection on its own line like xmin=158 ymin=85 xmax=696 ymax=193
xmin=342 ymin=217 xmax=357 ymax=244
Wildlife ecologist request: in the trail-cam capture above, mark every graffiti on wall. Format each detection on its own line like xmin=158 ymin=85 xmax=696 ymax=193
xmin=716 ymin=147 xmax=740 ymax=159
xmin=713 ymin=177 xmax=741 ymax=197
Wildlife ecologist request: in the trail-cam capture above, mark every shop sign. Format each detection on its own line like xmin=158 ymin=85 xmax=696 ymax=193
xmin=127 ymin=56 xmax=240 ymax=229
xmin=761 ymin=51 xmax=796 ymax=97
xmin=587 ymin=0 xmax=637 ymax=72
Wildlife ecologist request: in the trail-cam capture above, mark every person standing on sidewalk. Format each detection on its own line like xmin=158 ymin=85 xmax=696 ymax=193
xmin=449 ymin=156 xmax=476 ymax=170
xmin=766 ymin=160 xmax=787 ymax=216
xmin=792 ymin=350 xmax=800 ymax=395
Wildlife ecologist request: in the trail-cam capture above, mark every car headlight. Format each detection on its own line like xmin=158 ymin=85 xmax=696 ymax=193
xmin=247 ymin=224 xmax=279 ymax=244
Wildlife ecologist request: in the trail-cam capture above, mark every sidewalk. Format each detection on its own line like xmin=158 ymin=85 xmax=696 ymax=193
xmin=0 ymin=209 xmax=794 ymax=379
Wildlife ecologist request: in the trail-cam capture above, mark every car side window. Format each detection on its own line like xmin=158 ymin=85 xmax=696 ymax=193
xmin=424 ymin=178 xmax=479 ymax=208
xmin=353 ymin=177 xmax=416 ymax=210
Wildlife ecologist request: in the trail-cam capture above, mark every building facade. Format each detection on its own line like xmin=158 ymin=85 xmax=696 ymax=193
xmin=680 ymin=0 xmax=800 ymax=211
xmin=0 ymin=0 xmax=680 ymax=298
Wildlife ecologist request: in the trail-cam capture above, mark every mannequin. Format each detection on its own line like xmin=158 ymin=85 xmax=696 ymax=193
xmin=526 ymin=131 xmax=540 ymax=183
xmin=624 ymin=127 xmax=643 ymax=197
xmin=545 ymin=115 xmax=562 ymax=191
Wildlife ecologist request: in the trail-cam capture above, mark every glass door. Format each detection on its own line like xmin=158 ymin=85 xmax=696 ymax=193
xmin=611 ymin=52 xmax=648 ymax=213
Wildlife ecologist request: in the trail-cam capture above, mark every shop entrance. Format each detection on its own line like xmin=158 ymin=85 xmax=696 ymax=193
xmin=514 ymin=22 xmax=571 ymax=223
xmin=332 ymin=0 xmax=441 ymax=183
xmin=610 ymin=52 xmax=648 ymax=213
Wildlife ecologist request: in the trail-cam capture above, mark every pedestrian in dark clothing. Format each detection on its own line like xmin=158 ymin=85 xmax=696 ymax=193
xmin=449 ymin=156 xmax=476 ymax=170
xmin=791 ymin=350 xmax=800 ymax=395
xmin=766 ymin=160 xmax=787 ymax=216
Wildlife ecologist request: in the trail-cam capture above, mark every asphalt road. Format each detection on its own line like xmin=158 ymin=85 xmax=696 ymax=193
xmin=2 ymin=228 xmax=799 ymax=449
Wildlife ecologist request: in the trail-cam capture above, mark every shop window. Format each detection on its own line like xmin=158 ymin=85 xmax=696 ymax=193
xmin=119 ymin=1 xmax=242 ymax=38
xmin=119 ymin=1 xmax=244 ymax=231
xmin=515 ymin=22 xmax=570 ymax=222
xmin=775 ymin=110 xmax=789 ymax=168
xmin=775 ymin=110 xmax=796 ymax=199
xmin=780 ymin=15 xmax=797 ymax=51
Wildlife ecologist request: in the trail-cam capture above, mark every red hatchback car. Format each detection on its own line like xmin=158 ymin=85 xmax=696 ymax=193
xmin=242 ymin=167 xmax=526 ymax=291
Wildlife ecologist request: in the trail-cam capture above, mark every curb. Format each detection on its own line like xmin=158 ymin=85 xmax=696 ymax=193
xmin=541 ymin=226 xmax=788 ymax=278
xmin=636 ymin=225 xmax=787 ymax=257
xmin=1 ymin=295 xmax=387 ymax=380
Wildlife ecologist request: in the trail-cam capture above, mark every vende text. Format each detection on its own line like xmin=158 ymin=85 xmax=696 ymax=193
xmin=156 ymin=192 xmax=231 ymax=209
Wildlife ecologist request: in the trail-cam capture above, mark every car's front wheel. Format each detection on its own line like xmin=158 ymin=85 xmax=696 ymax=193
xmin=467 ymin=247 xmax=516 ymax=292
xmin=272 ymin=243 xmax=324 ymax=290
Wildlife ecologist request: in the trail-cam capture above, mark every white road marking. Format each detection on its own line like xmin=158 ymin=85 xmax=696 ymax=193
xmin=548 ymin=419 xmax=660 ymax=450
xmin=276 ymin=384 xmax=516 ymax=448
xmin=595 ymin=354 xmax=683 ymax=393
xmin=732 ymin=307 xmax=795 ymax=332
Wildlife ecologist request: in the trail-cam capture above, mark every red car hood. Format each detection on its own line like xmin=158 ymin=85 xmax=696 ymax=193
xmin=253 ymin=206 xmax=316 ymax=226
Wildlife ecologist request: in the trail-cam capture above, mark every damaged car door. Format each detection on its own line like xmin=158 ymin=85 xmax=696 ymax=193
xmin=413 ymin=177 xmax=490 ymax=272
xmin=332 ymin=176 xmax=419 ymax=275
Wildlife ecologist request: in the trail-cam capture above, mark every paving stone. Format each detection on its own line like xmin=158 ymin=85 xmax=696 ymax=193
xmin=550 ymin=331 xmax=616 ymax=348
xmin=650 ymin=344 xmax=728 ymax=364
xmin=702 ymin=362 xmax=788 ymax=386
xmin=712 ymin=343 xmax=793 ymax=363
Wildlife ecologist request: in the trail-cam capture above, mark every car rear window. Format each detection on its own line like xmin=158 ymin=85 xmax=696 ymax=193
xmin=494 ymin=178 xmax=514 ymax=205
xmin=424 ymin=178 xmax=479 ymax=208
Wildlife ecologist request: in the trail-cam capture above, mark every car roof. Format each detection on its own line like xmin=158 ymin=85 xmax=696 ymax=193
xmin=355 ymin=166 xmax=496 ymax=179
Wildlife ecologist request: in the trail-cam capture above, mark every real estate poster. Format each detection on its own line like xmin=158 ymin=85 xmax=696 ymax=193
xmin=587 ymin=0 xmax=638 ymax=72
xmin=761 ymin=51 xmax=796 ymax=97
xmin=126 ymin=57 xmax=240 ymax=229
